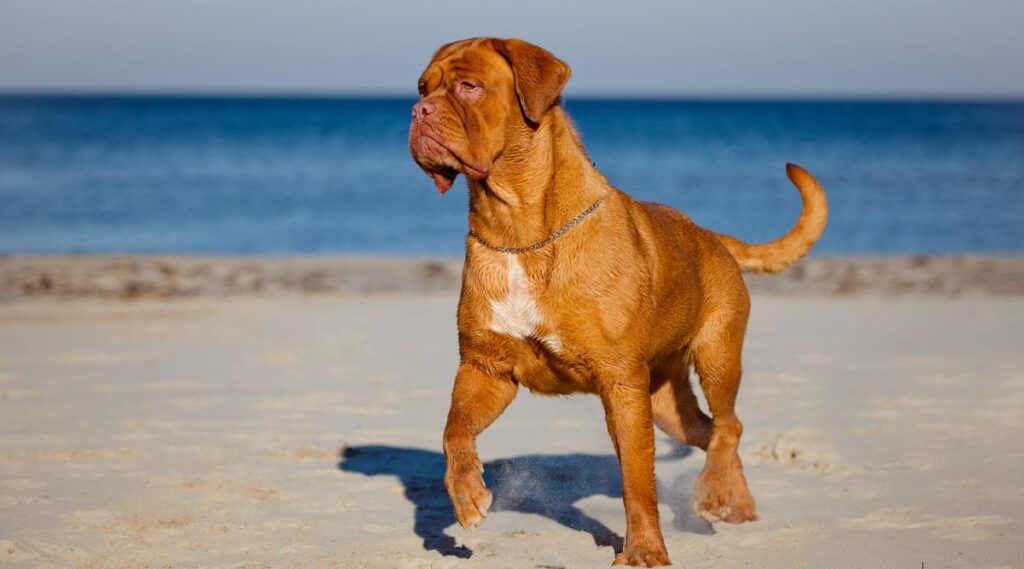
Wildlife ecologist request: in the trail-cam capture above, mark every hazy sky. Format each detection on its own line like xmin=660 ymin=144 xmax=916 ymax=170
xmin=2 ymin=0 xmax=1022 ymax=98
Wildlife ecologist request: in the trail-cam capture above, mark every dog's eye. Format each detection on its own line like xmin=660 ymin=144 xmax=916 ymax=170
xmin=417 ymin=84 xmax=427 ymax=98
xmin=459 ymin=81 xmax=479 ymax=93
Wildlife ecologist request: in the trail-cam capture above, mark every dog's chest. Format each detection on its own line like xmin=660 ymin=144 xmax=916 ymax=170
xmin=487 ymin=254 xmax=561 ymax=352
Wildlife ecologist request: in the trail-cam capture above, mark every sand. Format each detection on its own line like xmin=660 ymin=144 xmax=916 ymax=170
xmin=1 ymin=257 xmax=1022 ymax=568
xmin=4 ymin=255 xmax=1024 ymax=300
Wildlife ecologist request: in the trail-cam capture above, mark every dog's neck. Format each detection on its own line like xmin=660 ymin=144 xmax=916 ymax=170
xmin=465 ymin=107 xmax=605 ymax=251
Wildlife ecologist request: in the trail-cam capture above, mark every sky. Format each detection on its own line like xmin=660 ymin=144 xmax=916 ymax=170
xmin=1 ymin=0 xmax=1022 ymax=98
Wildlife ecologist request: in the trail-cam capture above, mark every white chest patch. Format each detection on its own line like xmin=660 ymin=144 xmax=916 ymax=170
xmin=488 ymin=254 xmax=561 ymax=352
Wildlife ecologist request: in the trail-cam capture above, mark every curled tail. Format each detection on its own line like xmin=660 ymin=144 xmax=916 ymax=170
xmin=713 ymin=163 xmax=828 ymax=274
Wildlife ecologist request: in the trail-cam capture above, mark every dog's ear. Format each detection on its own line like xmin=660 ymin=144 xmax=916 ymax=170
xmin=491 ymin=38 xmax=571 ymax=125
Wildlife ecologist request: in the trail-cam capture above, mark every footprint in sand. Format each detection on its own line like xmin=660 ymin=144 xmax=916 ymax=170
xmin=2 ymin=447 xmax=145 ymax=462
xmin=848 ymin=507 xmax=1012 ymax=542
xmin=0 ymin=387 xmax=49 ymax=400
xmin=743 ymin=429 xmax=843 ymax=475
xmin=262 ymin=349 xmax=308 ymax=364
xmin=181 ymin=477 xmax=290 ymax=502
xmin=55 ymin=351 xmax=124 ymax=365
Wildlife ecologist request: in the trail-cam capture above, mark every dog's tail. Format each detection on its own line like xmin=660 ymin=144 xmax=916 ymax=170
xmin=712 ymin=163 xmax=828 ymax=274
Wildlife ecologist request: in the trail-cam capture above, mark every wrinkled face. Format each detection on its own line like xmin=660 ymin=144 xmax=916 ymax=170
xmin=409 ymin=38 xmax=571 ymax=194
xmin=409 ymin=40 xmax=516 ymax=194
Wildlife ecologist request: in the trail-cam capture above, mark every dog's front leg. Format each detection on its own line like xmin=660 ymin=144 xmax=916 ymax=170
xmin=602 ymin=370 xmax=671 ymax=567
xmin=443 ymin=362 xmax=517 ymax=531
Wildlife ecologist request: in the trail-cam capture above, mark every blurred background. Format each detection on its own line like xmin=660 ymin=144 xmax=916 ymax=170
xmin=1 ymin=0 xmax=1022 ymax=255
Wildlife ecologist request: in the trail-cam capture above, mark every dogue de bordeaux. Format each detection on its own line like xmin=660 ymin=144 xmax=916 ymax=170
xmin=408 ymin=37 xmax=827 ymax=567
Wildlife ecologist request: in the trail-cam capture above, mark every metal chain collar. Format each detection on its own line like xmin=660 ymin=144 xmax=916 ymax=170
xmin=467 ymin=194 xmax=606 ymax=254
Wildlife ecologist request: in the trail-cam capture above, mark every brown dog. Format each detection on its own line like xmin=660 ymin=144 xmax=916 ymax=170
xmin=408 ymin=37 xmax=827 ymax=567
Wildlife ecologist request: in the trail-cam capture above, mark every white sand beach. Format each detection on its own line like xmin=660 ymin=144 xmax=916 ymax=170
xmin=1 ymin=257 xmax=1022 ymax=568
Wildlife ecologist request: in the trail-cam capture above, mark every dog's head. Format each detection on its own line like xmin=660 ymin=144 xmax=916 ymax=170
xmin=408 ymin=38 xmax=571 ymax=194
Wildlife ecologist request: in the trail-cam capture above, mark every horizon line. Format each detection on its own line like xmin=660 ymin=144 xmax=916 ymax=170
xmin=1 ymin=89 xmax=1023 ymax=104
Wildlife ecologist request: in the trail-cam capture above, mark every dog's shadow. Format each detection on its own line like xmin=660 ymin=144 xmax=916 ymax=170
xmin=338 ymin=443 xmax=712 ymax=559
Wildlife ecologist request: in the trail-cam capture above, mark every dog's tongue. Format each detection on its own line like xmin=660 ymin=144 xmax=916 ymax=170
xmin=431 ymin=172 xmax=455 ymax=195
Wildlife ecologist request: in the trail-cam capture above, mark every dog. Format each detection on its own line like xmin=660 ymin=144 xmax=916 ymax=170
xmin=408 ymin=37 xmax=827 ymax=567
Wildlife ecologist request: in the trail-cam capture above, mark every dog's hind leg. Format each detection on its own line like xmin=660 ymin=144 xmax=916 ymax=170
xmin=688 ymin=301 xmax=759 ymax=525
xmin=651 ymin=358 xmax=712 ymax=451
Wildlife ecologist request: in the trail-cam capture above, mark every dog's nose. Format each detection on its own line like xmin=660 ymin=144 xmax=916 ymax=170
xmin=412 ymin=100 xmax=436 ymax=121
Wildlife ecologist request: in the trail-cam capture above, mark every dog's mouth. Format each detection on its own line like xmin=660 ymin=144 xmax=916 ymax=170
xmin=410 ymin=131 xmax=489 ymax=195
xmin=427 ymin=164 xmax=459 ymax=194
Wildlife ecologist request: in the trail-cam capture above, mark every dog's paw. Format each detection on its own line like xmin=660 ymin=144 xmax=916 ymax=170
xmin=612 ymin=543 xmax=671 ymax=567
xmin=445 ymin=457 xmax=492 ymax=532
xmin=691 ymin=466 xmax=759 ymax=524
xmin=721 ymin=488 xmax=758 ymax=524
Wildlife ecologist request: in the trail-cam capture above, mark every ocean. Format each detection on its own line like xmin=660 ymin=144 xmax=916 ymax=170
xmin=1 ymin=96 xmax=1022 ymax=254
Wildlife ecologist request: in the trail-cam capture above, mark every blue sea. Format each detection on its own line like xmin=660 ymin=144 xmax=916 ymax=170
xmin=1 ymin=96 xmax=1022 ymax=254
